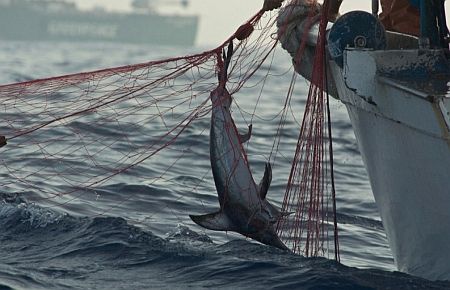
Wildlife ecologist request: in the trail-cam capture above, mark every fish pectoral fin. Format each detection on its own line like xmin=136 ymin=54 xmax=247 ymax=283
xmin=239 ymin=124 xmax=252 ymax=143
xmin=258 ymin=162 xmax=272 ymax=199
xmin=189 ymin=211 xmax=235 ymax=231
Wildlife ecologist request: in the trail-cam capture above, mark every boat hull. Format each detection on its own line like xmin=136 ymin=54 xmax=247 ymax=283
xmin=330 ymin=48 xmax=450 ymax=281
xmin=277 ymin=2 xmax=450 ymax=280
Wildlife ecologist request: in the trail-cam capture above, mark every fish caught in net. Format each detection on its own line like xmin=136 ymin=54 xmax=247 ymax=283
xmin=0 ymin=1 xmax=339 ymax=260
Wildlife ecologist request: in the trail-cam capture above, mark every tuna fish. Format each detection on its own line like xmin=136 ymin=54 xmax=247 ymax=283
xmin=189 ymin=42 xmax=288 ymax=251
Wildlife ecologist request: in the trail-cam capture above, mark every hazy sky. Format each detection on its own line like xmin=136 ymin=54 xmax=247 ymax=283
xmin=74 ymin=0 xmax=448 ymax=46
xmin=74 ymin=1 xmax=371 ymax=45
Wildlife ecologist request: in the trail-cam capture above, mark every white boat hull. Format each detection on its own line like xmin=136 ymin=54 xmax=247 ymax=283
xmin=330 ymin=48 xmax=450 ymax=280
xmin=277 ymin=2 xmax=450 ymax=280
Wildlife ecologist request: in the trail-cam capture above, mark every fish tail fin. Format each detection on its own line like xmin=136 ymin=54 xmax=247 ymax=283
xmin=190 ymin=211 xmax=235 ymax=231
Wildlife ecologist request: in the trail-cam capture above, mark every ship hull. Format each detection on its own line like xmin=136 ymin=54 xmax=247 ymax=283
xmin=330 ymin=49 xmax=450 ymax=281
xmin=277 ymin=3 xmax=450 ymax=280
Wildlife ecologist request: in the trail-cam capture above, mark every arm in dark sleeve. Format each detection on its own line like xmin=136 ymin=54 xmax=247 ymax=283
xmin=327 ymin=0 xmax=343 ymax=21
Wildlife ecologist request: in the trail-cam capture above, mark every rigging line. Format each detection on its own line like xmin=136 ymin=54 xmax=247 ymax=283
xmin=250 ymin=45 xmax=277 ymax=125
xmin=323 ymin=31 xmax=340 ymax=263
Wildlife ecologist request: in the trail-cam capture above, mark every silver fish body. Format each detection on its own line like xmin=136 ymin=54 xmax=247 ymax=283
xmin=190 ymin=85 xmax=288 ymax=251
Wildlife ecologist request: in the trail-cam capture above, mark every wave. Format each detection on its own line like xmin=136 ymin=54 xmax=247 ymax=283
xmin=0 ymin=200 xmax=449 ymax=289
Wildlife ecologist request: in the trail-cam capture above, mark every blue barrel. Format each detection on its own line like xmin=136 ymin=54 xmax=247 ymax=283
xmin=328 ymin=11 xmax=386 ymax=67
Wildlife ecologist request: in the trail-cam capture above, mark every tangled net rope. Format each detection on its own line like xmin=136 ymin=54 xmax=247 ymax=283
xmin=0 ymin=11 xmax=270 ymax=200
xmin=275 ymin=0 xmax=339 ymax=260
xmin=0 ymin=0 xmax=339 ymax=260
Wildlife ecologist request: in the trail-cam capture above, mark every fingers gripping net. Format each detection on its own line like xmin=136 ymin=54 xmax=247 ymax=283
xmin=0 ymin=11 xmax=276 ymax=205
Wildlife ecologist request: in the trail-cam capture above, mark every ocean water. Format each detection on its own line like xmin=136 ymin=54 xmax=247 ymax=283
xmin=0 ymin=41 xmax=449 ymax=290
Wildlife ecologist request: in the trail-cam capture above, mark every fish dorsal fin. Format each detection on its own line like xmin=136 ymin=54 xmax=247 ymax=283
xmin=189 ymin=211 xmax=235 ymax=231
xmin=259 ymin=163 xmax=272 ymax=200
xmin=239 ymin=124 xmax=252 ymax=144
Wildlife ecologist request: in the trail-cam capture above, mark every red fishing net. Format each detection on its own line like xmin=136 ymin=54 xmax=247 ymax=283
xmin=0 ymin=11 xmax=270 ymax=200
xmin=0 ymin=0 xmax=339 ymax=260
xmin=275 ymin=0 xmax=340 ymax=260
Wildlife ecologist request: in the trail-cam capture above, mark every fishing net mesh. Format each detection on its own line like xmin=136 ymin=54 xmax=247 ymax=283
xmin=0 ymin=12 xmax=269 ymax=199
xmin=0 ymin=1 xmax=339 ymax=259
xmin=276 ymin=0 xmax=339 ymax=260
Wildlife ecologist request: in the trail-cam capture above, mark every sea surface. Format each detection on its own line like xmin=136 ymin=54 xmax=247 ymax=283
xmin=0 ymin=41 xmax=449 ymax=290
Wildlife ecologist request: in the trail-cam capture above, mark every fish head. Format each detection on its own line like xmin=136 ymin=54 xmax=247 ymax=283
xmin=246 ymin=223 xmax=289 ymax=251
xmin=239 ymin=207 xmax=289 ymax=251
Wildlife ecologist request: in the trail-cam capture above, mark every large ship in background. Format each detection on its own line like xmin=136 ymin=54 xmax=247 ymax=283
xmin=0 ymin=0 xmax=198 ymax=46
